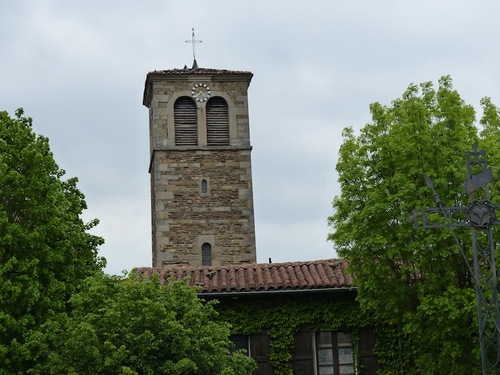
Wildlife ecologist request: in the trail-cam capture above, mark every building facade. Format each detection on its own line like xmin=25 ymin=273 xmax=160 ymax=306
xmin=143 ymin=67 xmax=257 ymax=267
xmin=136 ymin=259 xmax=379 ymax=375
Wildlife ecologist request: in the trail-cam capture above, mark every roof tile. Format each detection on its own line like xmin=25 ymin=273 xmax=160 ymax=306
xmin=146 ymin=67 xmax=253 ymax=78
xmin=135 ymin=259 xmax=353 ymax=295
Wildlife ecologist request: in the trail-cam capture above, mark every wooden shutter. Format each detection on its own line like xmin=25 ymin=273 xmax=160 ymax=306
xmin=174 ymin=97 xmax=197 ymax=146
xmin=358 ymin=327 xmax=379 ymax=375
xmin=292 ymin=329 xmax=314 ymax=375
xmin=250 ymin=333 xmax=273 ymax=375
xmin=206 ymin=97 xmax=229 ymax=146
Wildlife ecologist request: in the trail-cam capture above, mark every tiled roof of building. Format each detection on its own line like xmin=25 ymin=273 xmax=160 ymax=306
xmin=146 ymin=67 xmax=253 ymax=78
xmin=134 ymin=259 xmax=353 ymax=295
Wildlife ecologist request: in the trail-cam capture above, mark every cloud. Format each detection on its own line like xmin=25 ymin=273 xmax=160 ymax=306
xmin=1 ymin=0 xmax=499 ymax=274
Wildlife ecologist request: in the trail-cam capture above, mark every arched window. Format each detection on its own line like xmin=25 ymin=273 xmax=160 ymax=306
xmin=174 ymin=97 xmax=197 ymax=145
xmin=206 ymin=97 xmax=229 ymax=146
xmin=202 ymin=242 xmax=212 ymax=266
xmin=201 ymin=179 xmax=208 ymax=194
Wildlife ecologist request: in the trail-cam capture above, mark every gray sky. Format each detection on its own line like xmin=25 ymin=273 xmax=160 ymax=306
xmin=1 ymin=1 xmax=499 ymax=275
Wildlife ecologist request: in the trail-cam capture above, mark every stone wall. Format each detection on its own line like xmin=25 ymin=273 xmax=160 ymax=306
xmin=151 ymin=148 xmax=256 ymax=267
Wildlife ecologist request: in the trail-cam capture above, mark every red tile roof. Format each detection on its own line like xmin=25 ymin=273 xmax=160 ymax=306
xmin=134 ymin=259 xmax=353 ymax=295
xmin=145 ymin=67 xmax=253 ymax=78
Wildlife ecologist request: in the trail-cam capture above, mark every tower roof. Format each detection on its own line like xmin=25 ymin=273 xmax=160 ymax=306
xmin=143 ymin=67 xmax=253 ymax=107
xmin=145 ymin=66 xmax=253 ymax=77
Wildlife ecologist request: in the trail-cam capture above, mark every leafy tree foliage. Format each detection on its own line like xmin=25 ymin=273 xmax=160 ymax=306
xmin=25 ymin=272 xmax=256 ymax=375
xmin=328 ymin=77 xmax=500 ymax=374
xmin=0 ymin=109 xmax=104 ymax=371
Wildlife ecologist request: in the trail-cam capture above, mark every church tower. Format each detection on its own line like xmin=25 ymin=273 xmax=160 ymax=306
xmin=143 ymin=64 xmax=257 ymax=268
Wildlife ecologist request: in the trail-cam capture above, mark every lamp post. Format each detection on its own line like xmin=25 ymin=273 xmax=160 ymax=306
xmin=410 ymin=144 xmax=500 ymax=374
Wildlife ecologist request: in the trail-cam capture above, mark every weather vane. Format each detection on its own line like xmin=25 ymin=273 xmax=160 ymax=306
xmin=185 ymin=28 xmax=202 ymax=63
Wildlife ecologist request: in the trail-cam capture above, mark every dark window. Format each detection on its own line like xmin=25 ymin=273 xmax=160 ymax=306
xmin=206 ymin=97 xmax=229 ymax=146
xmin=230 ymin=334 xmax=249 ymax=354
xmin=174 ymin=97 xmax=197 ymax=145
xmin=201 ymin=179 xmax=208 ymax=194
xmin=202 ymin=242 xmax=212 ymax=266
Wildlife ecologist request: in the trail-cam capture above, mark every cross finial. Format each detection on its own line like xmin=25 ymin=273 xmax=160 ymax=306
xmin=466 ymin=143 xmax=486 ymax=161
xmin=185 ymin=28 xmax=202 ymax=64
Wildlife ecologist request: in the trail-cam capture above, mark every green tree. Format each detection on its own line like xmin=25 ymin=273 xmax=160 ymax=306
xmin=25 ymin=272 xmax=256 ymax=375
xmin=0 ymin=109 xmax=104 ymax=372
xmin=328 ymin=76 xmax=500 ymax=374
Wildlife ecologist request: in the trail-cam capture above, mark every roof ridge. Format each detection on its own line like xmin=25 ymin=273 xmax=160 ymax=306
xmin=135 ymin=258 xmax=342 ymax=271
xmin=146 ymin=68 xmax=253 ymax=76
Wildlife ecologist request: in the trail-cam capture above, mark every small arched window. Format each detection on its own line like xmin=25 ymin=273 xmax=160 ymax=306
xmin=201 ymin=179 xmax=208 ymax=194
xmin=206 ymin=97 xmax=229 ymax=146
xmin=202 ymin=243 xmax=212 ymax=266
xmin=174 ymin=97 xmax=197 ymax=145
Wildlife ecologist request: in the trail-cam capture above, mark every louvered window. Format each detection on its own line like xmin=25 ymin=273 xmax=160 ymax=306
xmin=174 ymin=97 xmax=197 ymax=146
xmin=206 ymin=97 xmax=229 ymax=146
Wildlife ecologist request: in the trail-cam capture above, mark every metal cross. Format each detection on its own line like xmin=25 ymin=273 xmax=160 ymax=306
xmin=185 ymin=27 xmax=202 ymax=62
xmin=409 ymin=144 xmax=500 ymax=374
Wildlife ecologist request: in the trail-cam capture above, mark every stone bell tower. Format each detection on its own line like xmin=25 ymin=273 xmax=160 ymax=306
xmin=142 ymin=64 xmax=257 ymax=268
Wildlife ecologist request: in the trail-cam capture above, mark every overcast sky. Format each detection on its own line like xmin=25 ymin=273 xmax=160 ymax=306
xmin=1 ymin=1 xmax=499 ymax=275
